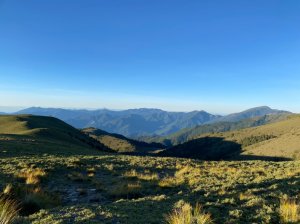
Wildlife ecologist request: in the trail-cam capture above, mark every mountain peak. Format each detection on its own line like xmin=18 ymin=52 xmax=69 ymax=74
xmin=209 ymin=106 xmax=291 ymax=123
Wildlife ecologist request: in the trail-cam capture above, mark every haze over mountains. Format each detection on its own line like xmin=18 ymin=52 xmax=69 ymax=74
xmin=15 ymin=106 xmax=290 ymax=137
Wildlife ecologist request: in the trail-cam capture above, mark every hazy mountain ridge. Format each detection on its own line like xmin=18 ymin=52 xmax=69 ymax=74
xmin=208 ymin=106 xmax=290 ymax=123
xmin=16 ymin=107 xmax=220 ymax=137
xmin=16 ymin=106 xmax=290 ymax=138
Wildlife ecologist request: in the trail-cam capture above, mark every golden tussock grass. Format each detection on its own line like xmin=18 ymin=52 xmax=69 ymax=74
xmin=2 ymin=184 xmax=13 ymax=195
xmin=107 ymin=181 xmax=142 ymax=198
xmin=124 ymin=169 xmax=159 ymax=181
xmin=175 ymin=165 xmax=192 ymax=177
xmin=239 ymin=192 xmax=255 ymax=201
xmin=279 ymin=196 xmax=300 ymax=223
xmin=2 ymin=183 xmax=60 ymax=216
xmin=158 ymin=176 xmax=184 ymax=188
xmin=0 ymin=194 xmax=20 ymax=224
xmin=17 ymin=168 xmax=46 ymax=185
xmin=165 ymin=202 xmax=213 ymax=224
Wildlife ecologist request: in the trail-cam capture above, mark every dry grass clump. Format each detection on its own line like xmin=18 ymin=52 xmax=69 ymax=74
xmin=3 ymin=184 xmax=13 ymax=195
xmin=2 ymin=183 xmax=60 ymax=216
xmin=22 ymin=189 xmax=60 ymax=215
xmin=239 ymin=192 xmax=255 ymax=201
xmin=158 ymin=176 xmax=184 ymax=188
xmin=279 ymin=196 xmax=300 ymax=223
xmin=124 ymin=169 xmax=159 ymax=181
xmin=217 ymin=188 xmax=227 ymax=196
xmin=87 ymin=167 xmax=96 ymax=177
xmin=10 ymin=167 xmax=51 ymax=215
xmin=0 ymin=194 xmax=20 ymax=224
xmin=104 ymin=164 xmax=114 ymax=171
xmin=107 ymin=181 xmax=142 ymax=199
xmin=17 ymin=168 xmax=46 ymax=185
xmin=285 ymin=168 xmax=300 ymax=178
xmin=165 ymin=202 xmax=213 ymax=224
xmin=175 ymin=165 xmax=193 ymax=177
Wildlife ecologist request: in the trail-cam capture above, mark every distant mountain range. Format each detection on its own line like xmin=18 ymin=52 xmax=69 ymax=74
xmin=15 ymin=106 xmax=290 ymax=137
xmin=2 ymin=113 xmax=299 ymax=161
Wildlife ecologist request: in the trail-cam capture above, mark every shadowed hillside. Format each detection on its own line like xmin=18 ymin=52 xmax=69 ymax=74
xmin=0 ymin=115 xmax=110 ymax=156
xmin=159 ymin=136 xmax=290 ymax=161
xmin=159 ymin=137 xmax=241 ymax=160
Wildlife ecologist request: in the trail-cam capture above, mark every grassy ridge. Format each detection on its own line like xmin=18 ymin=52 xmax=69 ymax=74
xmin=0 ymin=115 xmax=110 ymax=157
xmin=162 ymin=115 xmax=300 ymax=160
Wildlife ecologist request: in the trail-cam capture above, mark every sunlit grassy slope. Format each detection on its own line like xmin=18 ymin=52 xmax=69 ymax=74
xmin=227 ymin=115 xmax=300 ymax=159
xmin=1 ymin=155 xmax=299 ymax=223
xmin=162 ymin=115 xmax=300 ymax=160
xmin=0 ymin=115 xmax=109 ymax=156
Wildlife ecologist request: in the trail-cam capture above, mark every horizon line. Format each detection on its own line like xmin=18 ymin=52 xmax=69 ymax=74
xmin=0 ymin=105 xmax=290 ymax=115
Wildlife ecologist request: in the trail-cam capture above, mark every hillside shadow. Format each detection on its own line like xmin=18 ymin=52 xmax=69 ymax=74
xmin=233 ymin=154 xmax=291 ymax=161
xmin=158 ymin=137 xmax=291 ymax=161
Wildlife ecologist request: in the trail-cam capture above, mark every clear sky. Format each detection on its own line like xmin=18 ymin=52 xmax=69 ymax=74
xmin=0 ymin=0 xmax=300 ymax=114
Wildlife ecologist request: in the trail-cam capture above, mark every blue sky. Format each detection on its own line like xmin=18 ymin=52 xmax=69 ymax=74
xmin=0 ymin=0 xmax=300 ymax=113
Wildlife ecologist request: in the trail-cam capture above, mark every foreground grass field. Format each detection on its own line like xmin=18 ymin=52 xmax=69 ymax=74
xmin=0 ymin=154 xmax=299 ymax=223
xmin=1 ymin=115 xmax=300 ymax=223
